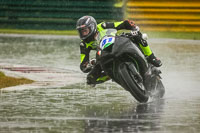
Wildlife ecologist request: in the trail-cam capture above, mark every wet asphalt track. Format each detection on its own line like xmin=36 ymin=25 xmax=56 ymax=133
xmin=0 ymin=34 xmax=200 ymax=133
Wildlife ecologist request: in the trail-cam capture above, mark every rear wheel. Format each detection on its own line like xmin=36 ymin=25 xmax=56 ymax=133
xmin=118 ymin=62 xmax=149 ymax=103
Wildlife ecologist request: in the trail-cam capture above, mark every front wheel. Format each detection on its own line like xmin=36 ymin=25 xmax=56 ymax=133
xmin=117 ymin=62 xmax=149 ymax=103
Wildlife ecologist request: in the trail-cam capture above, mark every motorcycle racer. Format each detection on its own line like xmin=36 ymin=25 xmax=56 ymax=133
xmin=76 ymin=16 xmax=162 ymax=85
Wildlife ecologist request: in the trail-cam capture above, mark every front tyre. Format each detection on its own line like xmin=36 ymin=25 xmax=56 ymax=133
xmin=118 ymin=62 xmax=149 ymax=103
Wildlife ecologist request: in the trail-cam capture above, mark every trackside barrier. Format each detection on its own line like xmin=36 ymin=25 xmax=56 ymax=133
xmin=126 ymin=0 xmax=200 ymax=32
xmin=0 ymin=0 xmax=123 ymax=30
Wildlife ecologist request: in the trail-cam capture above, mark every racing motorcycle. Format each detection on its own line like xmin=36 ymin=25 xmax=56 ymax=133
xmin=96 ymin=29 xmax=165 ymax=103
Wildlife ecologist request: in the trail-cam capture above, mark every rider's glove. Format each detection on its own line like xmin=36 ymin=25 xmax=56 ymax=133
xmin=82 ymin=59 xmax=96 ymax=72
xmin=130 ymin=26 xmax=140 ymax=36
xmin=130 ymin=26 xmax=148 ymax=41
xmin=90 ymin=58 xmax=96 ymax=66
xmin=82 ymin=61 xmax=92 ymax=72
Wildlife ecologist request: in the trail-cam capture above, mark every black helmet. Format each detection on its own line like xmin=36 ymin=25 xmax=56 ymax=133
xmin=76 ymin=16 xmax=97 ymax=42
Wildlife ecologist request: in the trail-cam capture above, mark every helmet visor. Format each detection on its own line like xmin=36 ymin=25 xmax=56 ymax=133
xmin=77 ymin=24 xmax=95 ymax=40
xmin=81 ymin=27 xmax=90 ymax=37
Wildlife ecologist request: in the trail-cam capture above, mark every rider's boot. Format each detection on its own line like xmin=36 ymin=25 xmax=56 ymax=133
xmin=147 ymin=53 xmax=162 ymax=67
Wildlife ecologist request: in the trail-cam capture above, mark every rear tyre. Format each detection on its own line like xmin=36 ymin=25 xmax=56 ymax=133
xmin=118 ymin=62 xmax=149 ymax=103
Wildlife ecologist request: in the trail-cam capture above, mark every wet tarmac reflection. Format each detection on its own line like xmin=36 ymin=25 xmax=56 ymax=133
xmin=0 ymin=35 xmax=200 ymax=132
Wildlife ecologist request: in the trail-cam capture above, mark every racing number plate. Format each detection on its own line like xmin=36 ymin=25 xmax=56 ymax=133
xmin=100 ymin=36 xmax=115 ymax=50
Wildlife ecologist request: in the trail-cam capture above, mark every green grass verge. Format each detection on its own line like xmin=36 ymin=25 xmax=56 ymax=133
xmin=0 ymin=71 xmax=34 ymax=89
xmin=0 ymin=29 xmax=200 ymax=40
xmin=0 ymin=29 xmax=78 ymax=35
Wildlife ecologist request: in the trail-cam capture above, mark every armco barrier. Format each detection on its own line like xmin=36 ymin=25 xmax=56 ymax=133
xmin=126 ymin=0 xmax=200 ymax=32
